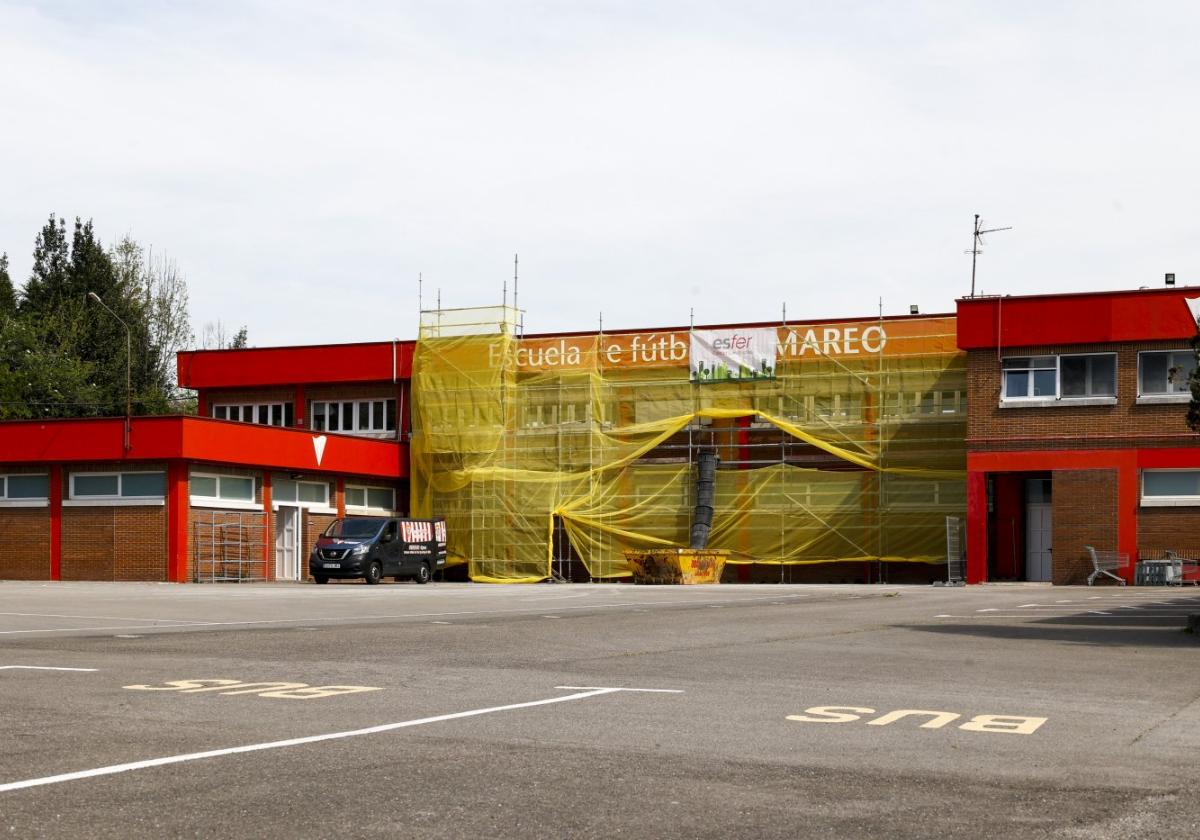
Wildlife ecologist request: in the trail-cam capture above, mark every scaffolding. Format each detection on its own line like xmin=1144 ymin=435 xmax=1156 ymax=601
xmin=409 ymin=307 xmax=967 ymax=583
xmin=193 ymin=514 xmax=266 ymax=582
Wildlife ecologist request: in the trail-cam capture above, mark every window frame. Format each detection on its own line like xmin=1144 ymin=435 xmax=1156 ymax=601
xmin=1136 ymin=349 xmax=1196 ymax=403
xmin=67 ymin=470 xmax=167 ymax=506
xmin=211 ymin=401 xmax=293 ymax=428
xmin=1141 ymin=469 xmax=1200 ymax=507
xmin=270 ymin=478 xmax=335 ymax=514
xmin=189 ymin=471 xmax=261 ymax=511
xmin=999 ymin=352 xmax=1118 ymax=406
xmin=0 ymin=473 xmax=51 ymax=507
xmin=345 ymin=484 xmax=396 ymax=514
xmin=309 ymin=399 xmax=397 ymax=437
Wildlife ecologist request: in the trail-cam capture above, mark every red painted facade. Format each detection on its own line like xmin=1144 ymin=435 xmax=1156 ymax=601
xmin=959 ymin=286 xmax=1200 ymax=585
xmin=178 ymin=341 xmax=414 ymax=390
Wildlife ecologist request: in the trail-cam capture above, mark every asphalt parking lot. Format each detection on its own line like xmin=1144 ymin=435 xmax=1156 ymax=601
xmin=2 ymin=580 xmax=1199 ymax=839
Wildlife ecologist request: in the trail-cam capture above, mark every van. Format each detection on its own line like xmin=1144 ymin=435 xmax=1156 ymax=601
xmin=309 ymin=516 xmax=447 ymax=585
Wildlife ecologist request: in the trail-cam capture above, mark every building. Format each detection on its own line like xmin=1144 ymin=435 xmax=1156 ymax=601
xmin=0 ymin=307 xmax=967 ymax=583
xmin=958 ymin=286 xmax=1200 ymax=584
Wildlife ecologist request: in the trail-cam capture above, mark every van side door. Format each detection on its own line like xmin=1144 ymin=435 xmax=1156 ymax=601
xmin=380 ymin=520 xmax=401 ymax=574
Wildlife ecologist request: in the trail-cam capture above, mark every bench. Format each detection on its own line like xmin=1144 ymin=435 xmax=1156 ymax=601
xmin=1084 ymin=545 xmax=1128 ymax=586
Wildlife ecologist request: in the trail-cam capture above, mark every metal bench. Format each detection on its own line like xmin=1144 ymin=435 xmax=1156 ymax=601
xmin=1085 ymin=545 xmax=1128 ymax=586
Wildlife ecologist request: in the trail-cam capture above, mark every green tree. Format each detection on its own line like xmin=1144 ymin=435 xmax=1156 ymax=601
xmin=0 ymin=253 xmax=15 ymax=318
xmin=1188 ymin=330 xmax=1200 ymax=432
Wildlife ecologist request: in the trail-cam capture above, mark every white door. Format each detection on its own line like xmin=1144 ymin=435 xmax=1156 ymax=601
xmin=1025 ymin=503 xmax=1053 ymax=581
xmin=275 ymin=506 xmax=301 ymax=581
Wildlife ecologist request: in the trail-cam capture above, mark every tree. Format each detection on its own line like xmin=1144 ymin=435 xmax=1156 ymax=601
xmin=0 ymin=253 xmax=15 ymax=318
xmin=1188 ymin=331 xmax=1200 ymax=432
xmin=201 ymin=320 xmax=249 ymax=349
xmin=110 ymin=235 xmax=194 ymax=406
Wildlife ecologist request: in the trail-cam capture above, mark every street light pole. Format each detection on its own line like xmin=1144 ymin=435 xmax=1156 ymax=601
xmin=87 ymin=292 xmax=132 ymax=452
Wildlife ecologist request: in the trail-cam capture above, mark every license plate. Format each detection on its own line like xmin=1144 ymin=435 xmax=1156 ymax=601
xmin=322 ymin=562 xmax=341 ymax=569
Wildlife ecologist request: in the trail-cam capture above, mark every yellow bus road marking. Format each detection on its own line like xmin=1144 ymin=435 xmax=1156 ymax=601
xmin=787 ymin=705 xmax=1047 ymax=735
xmin=0 ymin=686 xmax=681 ymax=794
xmin=123 ymin=679 xmax=382 ymax=700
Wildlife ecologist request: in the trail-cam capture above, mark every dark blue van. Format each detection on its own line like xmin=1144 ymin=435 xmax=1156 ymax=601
xmin=309 ymin=517 xmax=447 ymax=585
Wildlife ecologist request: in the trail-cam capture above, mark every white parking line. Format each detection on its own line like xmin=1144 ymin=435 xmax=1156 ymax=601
xmin=0 ymin=686 xmax=680 ymax=794
xmin=0 ymin=666 xmax=98 ymax=672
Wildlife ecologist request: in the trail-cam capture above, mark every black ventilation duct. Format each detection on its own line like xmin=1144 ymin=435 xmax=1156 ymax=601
xmin=689 ymin=450 xmax=718 ymax=549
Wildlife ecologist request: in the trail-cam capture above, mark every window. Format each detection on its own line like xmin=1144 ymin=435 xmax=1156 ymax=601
xmin=1001 ymin=354 xmax=1116 ymax=402
xmin=0 ymin=474 xmax=49 ymax=502
xmin=70 ymin=471 xmax=166 ymax=500
xmin=1001 ymin=356 xmax=1057 ymax=399
xmin=309 ymin=399 xmax=396 ymax=436
xmin=345 ymin=485 xmax=395 ymax=511
xmin=1142 ymin=470 xmax=1200 ymax=506
xmin=212 ymin=402 xmax=294 ymax=427
xmin=1139 ymin=350 xmax=1196 ymax=397
xmin=191 ymin=473 xmax=256 ymax=506
xmin=272 ymin=478 xmax=330 ymax=509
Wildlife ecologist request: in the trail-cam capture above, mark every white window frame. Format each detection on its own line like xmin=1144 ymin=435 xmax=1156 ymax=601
xmin=1140 ymin=469 xmax=1200 ymax=507
xmin=345 ymin=484 xmax=396 ymax=513
xmin=271 ymin=478 xmax=336 ymax=514
xmin=0 ymin=473 xmax=50 ymax=508
xmin=1000 ymin=352 xmax=1118 ymax=407
xmin=212 ymin=402 xmax=292 ymax=427
xmin=66 ymin=471 xmax=166 ymax=507
xmin=310 ymin=399 xmax=396 ymax=437
xmin=1136 ymin=349 xmax=1196 ymax=404
xmin=189 ymin=471 xmax=262 ymax=511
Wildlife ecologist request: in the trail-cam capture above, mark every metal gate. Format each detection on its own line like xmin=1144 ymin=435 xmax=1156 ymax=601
xmin=193 ymin=516 xmax=266 ymax=582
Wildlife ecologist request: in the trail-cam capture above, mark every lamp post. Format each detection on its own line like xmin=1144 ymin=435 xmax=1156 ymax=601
xmin=87 ymin=292 xmax=131 ymax=452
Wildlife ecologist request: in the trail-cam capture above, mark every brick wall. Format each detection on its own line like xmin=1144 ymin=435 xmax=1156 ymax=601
xmin=190 ymin=508 xmax=267 ymax=582
xmin=61 ymin=505 xmax=167 ymax=581
xmin=1137 ymin=506 xmax=1200 ymax=560
xmin=967 ymin=343 xmax=1198 ymax=450
xmin=1051 ymin=469 xmax=1118 ymax=585
xmin=303 ymin=511 xmax=336 ymax=580
xmin=60 ymin=463 xmax=169 ymax=581
xmin=0 ymin=508 xmax=51 ymax=579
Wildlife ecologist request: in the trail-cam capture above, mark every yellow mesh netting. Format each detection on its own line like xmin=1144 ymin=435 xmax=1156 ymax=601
xmin=410 ymin=308 xmax=966 ymax=583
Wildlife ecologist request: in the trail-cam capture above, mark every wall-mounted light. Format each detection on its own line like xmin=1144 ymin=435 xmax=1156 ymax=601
xmin=909 ymin=305 xmax=919 ymax=315
xmin=1166 ymin=273 xmax=1176 ymax=286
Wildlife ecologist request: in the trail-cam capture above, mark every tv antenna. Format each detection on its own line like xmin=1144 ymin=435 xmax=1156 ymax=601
xmin=967 ymin=213 xmax=1012 ymax=297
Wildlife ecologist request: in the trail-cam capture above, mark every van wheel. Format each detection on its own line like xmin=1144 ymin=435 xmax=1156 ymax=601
xmin=415 ymin=562 xmax=431 ymax=585
xmin=314 ymin=576 xmax=329 ymax=585
xmin=364 ymin=561 xmax=382 ymax=585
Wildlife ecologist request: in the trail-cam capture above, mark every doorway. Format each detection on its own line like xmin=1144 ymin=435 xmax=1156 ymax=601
xmin=1024 ymin=478 xmax=1053 ymax=582
xmin=275 ymin=506 xmax=302 ymax=581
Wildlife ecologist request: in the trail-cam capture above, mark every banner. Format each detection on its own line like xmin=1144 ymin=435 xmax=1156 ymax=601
xmin=690 ymin=327 xmax=777 ymax=382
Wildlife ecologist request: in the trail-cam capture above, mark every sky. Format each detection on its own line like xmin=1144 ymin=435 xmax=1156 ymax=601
xmin=2 ymin=1 xmax=1199 ymax=346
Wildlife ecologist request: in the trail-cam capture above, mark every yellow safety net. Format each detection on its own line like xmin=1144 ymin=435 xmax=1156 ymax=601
xmin=410 ymin=308 xmax=966 ymax=583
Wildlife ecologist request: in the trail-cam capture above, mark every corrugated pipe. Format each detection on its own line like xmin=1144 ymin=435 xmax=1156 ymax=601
xmin=690 ymin=450 xmax=718 ymax=549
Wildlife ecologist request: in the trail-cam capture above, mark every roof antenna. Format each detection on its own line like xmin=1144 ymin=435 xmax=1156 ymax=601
xmin=418 ymin=272 xmax=423 ymax=312
xmin=513 ymin=253 xmax=522 ymax=336
xmin=967 ymin=213 xmax=1012 ymax=297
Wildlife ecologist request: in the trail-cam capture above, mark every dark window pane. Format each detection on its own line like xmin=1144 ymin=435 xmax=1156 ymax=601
xmin=373 ymin=401 xmax=384 ymax=430
xmin=342 ymin=403 xmax=353 ymax=431
xmin=1144 ymin=471 xmax=1200 ymax=497
xmin=359 ymin=401 xmax=371 ymax=430
xmin=7 ymin=475 xmax=48 ymax=499
xmin=1002 ymin=357 xmax=1030 ymax=369
xmin=1060 ymin=356 xmax=1087 ymax=396
xmin=122 ymin=472 xmax=166 ymax=497
xmin=326 ymin=403 xmax=338 ymax=432
xmin=1141 ymin=353 xmax=1169 ymax=394
xmin=214 ymin=405 xmax=227 ymax=420
xmin=272 ymin=405 xmax=283 ymax=425
xmin=1032 ymin=369 xmax=1056 ymax=397
xmin=1089 ymin=355 xmax=1115 ymax=396
xmin=298 ymin=482 xmax=326 ymax=504
xmin=345 ymin=487 xmax=365 ymax=507
xmin=386 ymin=399 xmax=396 ymax=431
xmin=367 ymin=488 xmax=393 ymax=509
xmin=190 ymin=476 xmax=218 ymax=497
xmin=75 ymin=474 xmax=119 ymax=497
xmin=1004 ymin=371 xmax=1029 ymax=398
xmin=285 ymin=403 xmax=295 ymax=427
xmin=257 ymin=405 xmax=269 ymax=424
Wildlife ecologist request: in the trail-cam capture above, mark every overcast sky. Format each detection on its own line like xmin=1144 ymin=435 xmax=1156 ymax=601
xmin=2 ymin=1 xmax=1198 ymax=346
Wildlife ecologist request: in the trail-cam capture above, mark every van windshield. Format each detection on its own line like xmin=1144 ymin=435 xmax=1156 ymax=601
xmin=322 ymin=518 xmax=386 ymax=540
